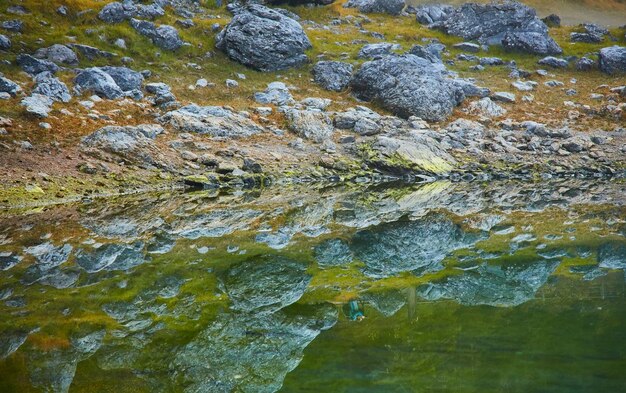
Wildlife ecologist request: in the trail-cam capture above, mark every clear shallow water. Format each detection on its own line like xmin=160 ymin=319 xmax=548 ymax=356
xmin=408 ymin=0 xmax=626 ymax=26
xmin=1 ymin=180 xmax=626 ymax=392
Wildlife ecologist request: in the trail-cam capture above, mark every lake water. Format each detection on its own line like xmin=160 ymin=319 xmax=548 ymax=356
xmin=1 ymin=179 xmax=626 ymax=392
xmin=408 ymin=0 xmax=626 ymax=26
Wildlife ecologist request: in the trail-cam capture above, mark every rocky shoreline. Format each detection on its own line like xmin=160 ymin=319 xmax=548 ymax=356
xmin=0 ymin=0 xmax=625 ymax=207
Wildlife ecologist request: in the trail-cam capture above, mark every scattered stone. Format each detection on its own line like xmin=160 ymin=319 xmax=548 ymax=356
xmin=544 ymin=80 xmax=564 ymax=88
xmin=225 ymin=79 xmax=238 ymax=88
xmin=453 ymin=42 xmax=480 ymax=53
xmin=479 ymin=57 xmax=504 ymax=66
xmin=354 ymin=117 xmax=381 ymax=136
xmin=538 ymin=56 xmax=569 ymax=68
xmin=98 ymin=1 xmax=138 ymax=23
xmin=576 ymin=57 xmax=595 ymax=71
xmin=216 ymin=5 xmax=312 ymax=71
xmin=413 ymin=4 xmax=454 ymax=25
xmin=2 ymin=20 xmax=24 ymax=33
xmin=16 ymin=54 xmax=59 ymax=76
xmin=254 ymin=82 xmax=294 ymax=106
xmin=284 ymin=108 xmax=334 ymax=143
xmin=74 ymin=68 xmax=124 ymax=99
xmin=492 ymin=92 xmax=516 ymax=103
xmin=0 ymin=34 xmax=11 ymax=50
xmin=101 ymin=66 xmax=144 ymax=91
xmin=467 ymin=97 xmax=507 ymax=117
xmin=21 ymin=94 xmax=53 ymax=118
xmin=160 ymin=105 xmax=264 ymax=138
xmin=56 ymin=5 xmax=69 ymax=16
xmin=344 ymin=0 xmax=405 ymax=15
xmin=542 ymin=14 xmax=561 ymax=27
xmin=0 ymin=76 xmax=21 ymax=96
xmin=33 ymin=72 xmax=72 ymax=103
xmin=70 ymin=44 xmax=117 ymax=60
xmin=512 ymin=80 xmax=537 ymax=91
xmin=34 ymin=44 xmax=78 ymax=65
xmin=130 ymin=19 xmax=184 ymax=51
xmin=357 ymin=42 xmax=401 ymax=59
xmin=350 ymin=54 xmax=465 ymax=121
xmin=570 ymin=32 xmax=603 ymax=43
xmin=598 ymin=46 xmax=626 ymax=75
xmin=312 ymin=61 xmax=353 ymax=92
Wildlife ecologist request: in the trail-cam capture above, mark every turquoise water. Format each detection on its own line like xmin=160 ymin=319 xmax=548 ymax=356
xmin=1 ymin=180 xmax=625 ymax=392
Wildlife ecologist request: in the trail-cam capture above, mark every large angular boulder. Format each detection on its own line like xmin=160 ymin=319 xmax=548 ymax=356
xmin=32 ymin=72 xmax=72 ymax=103
xmin=216 ymin=4 xmax=312 ymax=71
xmin=16 ymin=54 xmax=60 ymax=75
xmin=0 ymin=76 xmax=21 ymax=96
xmin=100 ymin=66 xmax=144 ymax=91
xmin=344 ymin=0 xmax=405 ymax=15
xmin=350 ymin=54 xmax=464 ymax=121
xmin=160 ymin=104 xmax=264 ymax=138
xmin=284 ymin=108 xmax=334 ymax=143
xmin=0 ymin=34 xmax=11 ymax=50
xmin=33 ymin=44 xmax=78 ymax=65
xmin=433 ymin=1 xmax=562 ymax=55
xmin=312 ymin=61 xmax=353 ymax=92
xmin=130 ymin=19 xmax=183 ymax=51
xmin=74 ymin=68 xmax=124 ymax=99
xmin=599 ymin=46 xmax=626 ymax=75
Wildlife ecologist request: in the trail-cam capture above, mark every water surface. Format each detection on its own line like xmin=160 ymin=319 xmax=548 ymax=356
xmin=1 ymin=180 xmax=626 ymax=392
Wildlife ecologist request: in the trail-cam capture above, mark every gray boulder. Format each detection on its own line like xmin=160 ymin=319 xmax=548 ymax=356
xmin=74 ymin=67 xmax=124 ymax=99
xmin=16 ymin=54 xmax=60 ymax=75
xmin=81 ymin=125 xmax=166 ymax=167
xmin=435 ymin=1 xmax=562 ymax=55
xmin=254 ymin=81 xmax=294 ymax=105
xmin=21 ymin=94 xmax=54 ymax=118
xmin=101 ymin=66 xmax=144 ymax=91
xmin=98 ymin=1 xmax=138 ymax=23
xmin=357 ymin=42 xmax=401 ymax=59
xmin=130 ymin=19 xmax=183 ymax=51
xmin=0 ymin=76 xmax=21 ymax=96
xmin=599 ymin=46 xmax=626 ymax=75
xmin=406 ymin=43 xmax=445 ymax=63
xmin=467 ymin=97 xmax=506 ymax=118
xmin=34 ymin=44 xmax=78 ymax=65
xmin=344 ymin=0 xmax=405 ymax=15
xmin=136 ymin=3 xmax=165 ymax=19
xmin=576 ymin=57 xmax=595 ymax=71
xmin=537 ymin=56 xmax=569 ymax=68
xmin=0 ymin=34 xmax=10 ymax=50
xmin=285 ymin=108 xmax=334 ymax=143
xmin=502 ymin=31 xmax=562 ymax=55
xmin=146 ymin=82 xmax=176 ymax=106
xmin=350 ymin=54 xmax=464 ymax=121
xmin=312 ymin=61 xmax=353 ymax=92
xmin=216 ymin=4 xmax=312 ymax=72
xmin=2 ymin=20 xmax=23 ymax=32
xmin=413 ymin=4 xmax=454 ymax=25
xmin=570 ymin=32 xmax=603 ymax=43
xmin=160 ymin=104 xmax=264 ymax=138
xmin=32 ymin=72 xmax=72 ymax=103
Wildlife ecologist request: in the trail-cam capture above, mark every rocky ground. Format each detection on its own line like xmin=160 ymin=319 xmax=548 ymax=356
xmin=0 ymin=0 xmax=625 ymax=207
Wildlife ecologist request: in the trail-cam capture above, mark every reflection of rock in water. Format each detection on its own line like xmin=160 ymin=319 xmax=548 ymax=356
xmin=598 ymin=241 xmax=626 ymax=270
xmin=418 ymin=261 xmax=559 ymax=307
xmin=168 ymin=209 xmax=262 ymax=240
xmin=28 ymin=330 xmax=105 ymax=393
xmin=362 ymin=290 xmax=407 ymax=317
xmin=351 ymin=213 xmax=486 ymax=278
xmin=75 ymin=242 xmax=149 ymax=273
xmin=314 ymin=238 xmax=353 ymax=267
xmin=220 ymin=256 xmax=311 ymax=312
xmin=173 ymin=304 xmax=337 ymax=393
xmin=0 ymin=329 xmax=30 ymax=359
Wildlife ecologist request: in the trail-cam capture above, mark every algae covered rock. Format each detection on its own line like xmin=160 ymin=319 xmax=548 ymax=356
xmin=216 ymin=4 xmax=312 ymax=71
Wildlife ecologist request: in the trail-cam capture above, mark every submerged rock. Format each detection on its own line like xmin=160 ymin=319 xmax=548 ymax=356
xmin=216 ymin=5 xmax=312 ymax=71
xmin=160 ymin=105 xmax=264 ymax=138
xmin=418 ymin=261 xmax=559 ymax=307
xmin=350 ymin=54 xmax=464 ymax=121
xmin=351 ymin=213 xmax=485 ymax=278
xmin=312 ymin=61 xmax=353 ymax=92
xmin=220 ymin=256 xmax=311 ymax=312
